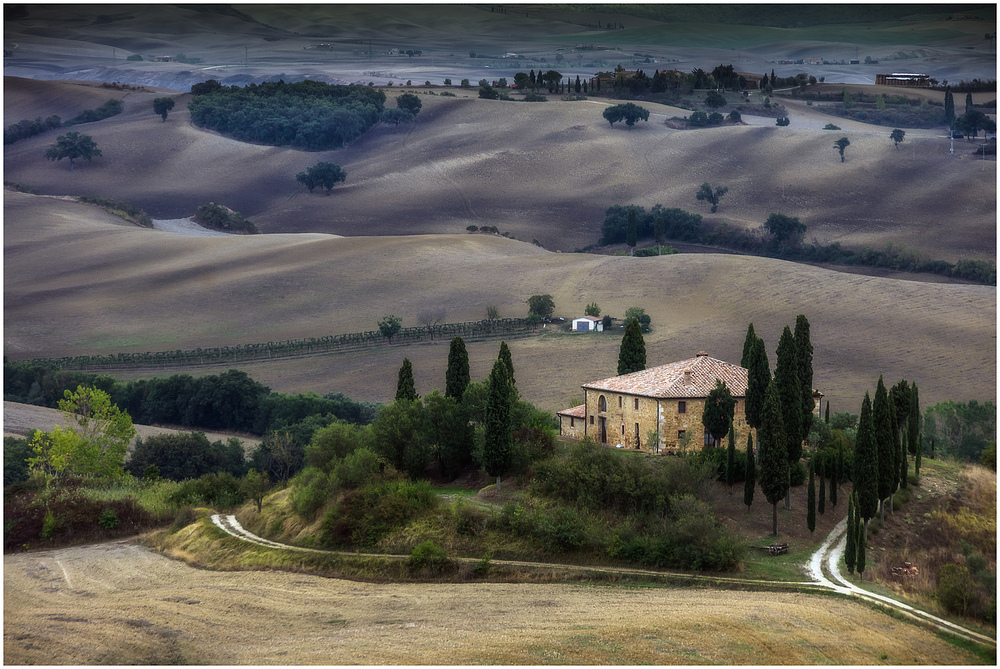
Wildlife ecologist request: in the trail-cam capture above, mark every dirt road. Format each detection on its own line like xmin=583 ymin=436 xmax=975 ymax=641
xmin=4 ymin=536 xmax=988 ymax=665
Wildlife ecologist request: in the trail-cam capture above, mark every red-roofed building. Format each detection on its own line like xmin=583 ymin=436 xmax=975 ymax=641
xmin=559 ymin=352 xmax=754 ymax=453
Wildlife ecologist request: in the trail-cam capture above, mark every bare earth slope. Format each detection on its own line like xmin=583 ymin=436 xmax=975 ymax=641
xmin=3 ymin=79 xmax=995 ymax=261
xmin=2 ymin=541 xmax=985 ymax=665
xmin=4 ymin=191 xmax=994 ymax=413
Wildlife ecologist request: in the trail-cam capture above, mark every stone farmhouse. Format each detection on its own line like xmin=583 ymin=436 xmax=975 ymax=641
xmin=557 ymin=352 xmax=754 ymax=454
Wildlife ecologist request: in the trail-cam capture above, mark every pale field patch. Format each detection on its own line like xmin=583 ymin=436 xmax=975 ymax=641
xmin=3 ymin=541 xmax=987 ymax=665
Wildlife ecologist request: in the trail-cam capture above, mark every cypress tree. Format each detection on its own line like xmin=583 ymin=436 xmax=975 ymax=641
xmin=445 ymin=336 xmax=470 ymax=401
xmin=654 ymin=216 xmax=665 ymax=250
xmin=915 ymin=437 xmax=922 ymax=480
xmin=617 ymin=318 xmax=646 ymax=375
xmin=929 ymin=437 xmax=935 ymax=459
xmin=794 ymin=314 xmax=814 ymax=442
xmin=829 ymin=457 xmax=838 ymax=507
xmin=874 ymin=376 xmax=895 ymax=523
xmin=575 ymin=74 xmax=581 ymax=93
xmin=818 ymin=458 xmax=826 ymax=515
xmin=889 ymin=396 xmax=901 ymax=504
xmin=836 ymin=443 xmax=845 ymax=489
xmin=498 ymin=340 xmax=516 ymax=390
xmin=726 ymin=419 xmax=736 ymax=494
xmin=899 ymin=428 xmax=908 ymax=490
xmin=743 ymin=433 xmax=755 ymax=513
xmin=807 ymin=459 xmax=816 ymax=536
xmin=746 ymin=336 xmax=770 ymax=429
xmin=856 ymin=513 xmax=867 ymax=580
xmin=395 ymin=357 xmax=418 ymax=401
xmin=758 ymin=380 xmax=788 ymax=536
xmin=907 ymin=383 xmax=920 ymax=455
xmin=774 ymin=325 xmax=801 ymax=510
xmin=626 ymin=208 xmax=637 ymax=254
xmin=845 ymin=492 xmax=856 ymax=574
xmin=944 ymin=87 xmax=955 ymax=127
xmin=482 ymin=357 xmax=513 ymax=488
xmin=825 ymin=401 xmax=830 ymax=424
xmin=965 ymin=91 xmax=973 ymax=115
xmin=853 ymin=392 xmax=879 ymax=525
xmin=741 ymin=323 xmax=757 ymax=368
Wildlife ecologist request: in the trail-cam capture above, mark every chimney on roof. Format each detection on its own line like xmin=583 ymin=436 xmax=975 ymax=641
xmin=696 ymin=351 xmax=708 ymax=357
xmin=683 ymin=368 xmax=692 ymax=381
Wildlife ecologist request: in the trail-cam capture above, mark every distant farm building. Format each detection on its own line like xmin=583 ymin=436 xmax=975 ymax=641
xmin=803 ymin=57 xmax=823 ymax=65
xmin=558 ymin=352 xmax=754 ymax=453
xmin=571 ymin=316 xmax=603 ymax=332
xmin=152 ymin=55 xmax=173 ymax=62
xmin=875 ymin=73 xmax=931 ymax=87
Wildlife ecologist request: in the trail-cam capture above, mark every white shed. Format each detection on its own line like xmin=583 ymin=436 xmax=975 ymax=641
xmin=571 ymin=316 xmax=603 ymax=332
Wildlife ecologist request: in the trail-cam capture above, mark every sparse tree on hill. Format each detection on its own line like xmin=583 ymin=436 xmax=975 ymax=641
xmin=380 ymin=107 xmax=414 ymax=126
xmin=602 ymin=102 xmax=649 ymax=129
xmin=445 ymin=336 xmax=470 ymax=401
xmin=483 ymin=356 xmax=513 ymax=489
xmin=296 ymin=161 xmax=347 ymax=195
xmin=417 ymin=307 xmax=446 ymax=339
xmin=890 ymin=128 xmax=905 ymax=149
xmin=833 ymin=136 xmax=850 ymax=162
xmin=696 ymin=182 xmax=728 ymax=213
xmin=763 ymin=213 xmax=807 ymax=248
xmin=741 ymin=323 xmax=757 ymax=368
xmin=743 ymin=433 xmax=756 ymax=513
xmin=526 ymin=294 xmax=555 ymax=319
xmin=774 ymin=325 xmax=801 ymax=510
xmin=396 ymin=357 xmax=418 ymax=401
xmin=44 ymin=131 xmax=102 ymax=170
xmin=378 ymin=314 xmax=402 ymax=343
xmin=758 ymin=379 xmax=789 ymax=536
xmin=617 ymin=317 xmax=646 ymax=376
xmin=853 ymin=392 xmax=879 ymax=527
xmin=241 ymin=468 xmax=270 ymax=513
xmin=807 ymin=459 xmax=816 ymax=536
xmin=396 ymin=92 xmax=422 ymax=116
xmin=702 ymin=379 xmax=736 ymax=449
xmin=584 ymin=302 xmax=601 ymax=317
xmin=153 ymin=96 xmax=175 ymax=121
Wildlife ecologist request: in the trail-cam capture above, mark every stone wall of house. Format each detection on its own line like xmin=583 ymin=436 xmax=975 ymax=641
xmin=582 ymin=389 xmax=755 ymax=454
xmin=558 ymin=413 xmax=586 ymax=440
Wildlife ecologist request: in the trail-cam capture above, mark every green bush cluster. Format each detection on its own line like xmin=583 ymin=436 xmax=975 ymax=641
xmin=320 ymin=476 xmax=438 ymax=548
xmin=64 ymin=99 xmax=123 ymax=126
xmin=4 ymin=114 xmax=61 ymax=145
xmin=193 ymin=203 xmax=259 ymax=234
xmin=76 ymin=195 xmax=153 ymax=227
xmin=409 ymin=540 xmax=452 ymax=573
xmin=166 ymin=472 xmax=247 ymax=509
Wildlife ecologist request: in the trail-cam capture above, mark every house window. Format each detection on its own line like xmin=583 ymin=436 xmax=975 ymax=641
xmin=704 ymin=431 xmax=717 ymax=447
xmin=599 ymin=395 xmax=607 ymax=412
xmin=635 ymin=423 xmax=640 ymax=447
xmin=570 ymin=417 xmax=575 ymax=428
xmin=634 ymin=398 xmax=639 ymax=410
xmin=619 ymin=396 xmax=622 ymax=408
xmin=678 ymin=401 xmax=687 ymax=414
xmin=621 ymin=424 xmax=625 ymax=435
xmin=590 ymin=415 xmax=594 ymax=425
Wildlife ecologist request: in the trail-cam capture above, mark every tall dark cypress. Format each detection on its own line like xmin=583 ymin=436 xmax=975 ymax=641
xmin=825 ymin=401 xmax=830 ymax=425
xmin=726 ymin=419 xmax=736 ymax=494
xmin=445 ymin=336 xmax=470 ymax=401
xmin=741 ymin=323 xmax=757 ymax=368
xmin=853 ymin=392 xmax=879 ymax=524
xmin=498 ymin=341 xmax=515 ymax=389
xmin=829 ymin=457 xmax=838 ymax=507
xmin=758 ymin=380 xmax=788 ymax=536
xmin=856 ymin=513 xmax=867 ymax=580
xmin=807 ymin=460 xmax=816 ymax=536
xmin=743 ymin=433 xmax=755 ymax=513
xmin=818 ymin=458 xmax=826 ymax=515
xmin=845 ymin=492 xmax=856 ymax=574
xmin=617 ymin=318 xmax=646 ymax=375
xmin=874 ymin=376 xmax=895 ymax=522
xmin=907 ymin=383 xmax=920 ymax=455
xmin=395 ymin=357 xmax=418 ymax=401
xmin=746 ymin=336 xmax=770 ymax=429
xmin=944 ymin=87 xmax=955 ymax=127
xmin=482 ymin=357 xmax=513 ymax=488
xmin=794 ymin=314 xmax=814 ymax=441
xmin=774 ymin=325 xmax=801 ymax=509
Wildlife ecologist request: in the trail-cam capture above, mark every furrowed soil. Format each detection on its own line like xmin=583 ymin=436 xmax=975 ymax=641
xmin=3 ymin=540 xmax=987 ymax=665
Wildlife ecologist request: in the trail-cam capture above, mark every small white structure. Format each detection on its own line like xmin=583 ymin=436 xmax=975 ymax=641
xmin=571 ymin=316 xmax=603 ymax=332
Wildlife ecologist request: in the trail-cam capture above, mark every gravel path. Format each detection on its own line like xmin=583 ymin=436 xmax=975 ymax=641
xmin=151 ymin=217 xmax=233 ymax=237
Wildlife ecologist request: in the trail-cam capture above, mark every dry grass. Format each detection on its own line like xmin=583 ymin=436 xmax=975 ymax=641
xmin=4 ymin=535 xmax=989 ymax=665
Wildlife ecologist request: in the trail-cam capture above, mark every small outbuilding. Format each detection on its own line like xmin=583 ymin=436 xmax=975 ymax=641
xmin=571 ymin=316 xmax=603 ymax=332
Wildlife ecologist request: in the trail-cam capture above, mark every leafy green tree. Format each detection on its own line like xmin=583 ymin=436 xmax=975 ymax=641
xmin=396 ymin=92 xmax=422 ymax=116
xmin=845 ymin=492 xmax=856 ymax=574
xmin=726 ymin=419 xmax=736 ymax=494
xmin=745 ymin=336 xmax=771 ymax=429
xmin=807 ymin=460 xmax=816 ymax=536
xmin=705 ymin=90 xmax=726 ymax=109
xmin=153 ymin=96 xmax=175 ymax=121
xmin=688 ymin=110 xmax=709 ymax=127
xmin=764 ymin=213 xmax=807 ymax=248
xmin=241 ymin=468 xmax=270 ymax=512
xmin=702 ymin=380 xmax=736 ymax=448
xmin=584 ymin=302 xmax=601 ymax=317
xmin=758 ymin=380 xmax=789 ymax=536
xmin=296 ymin=161 xmax=346 ymax=195
xmin=378 ymin=315 xmax=402 ymax=342
xmin=424 ymin=390 xmax=472 ymax=481
xmin=380 ymin=107 xmax=414 ymax=126
xmin=396 ymin=357 xmax=418 ymax=401
xmin=482 ymin=357 xmax=513 ymax=488
xmin=833 ymin=136 xmax=850 ymax=162
xmin=44 ymin=131 xmax=102 ymax=170
xmin=603 ymin=102 xmax=649 ymax=129
xmin=774 ymin=325 xmax=801 ymax=510
xmin=874 ymin=376 xmax=895 ymax=522
xmin=28 ymin=386 xmax=135 ymax=479
xmin=371 ymin=399 xmax=428 ymax=478
xmin=853 ymin=392 xmax=879 ymax=525
xmin=626 ymin=207 xmax=637 ymax=253
xmin=617 ymin=318 xmax=646 ymax=375
xmin=696 ymin=182 xmax=728 ymax=213
xmin=526 ymin=294 xmax=555 ymax=318
xmin=743 ymin=433 xmax=756 ymax=513
xmin=794 ymin=314 xmax=814 ymax=442
xmin=445 ymin=336 xmax=470 ymax=401
xmin=889 ymin=128 xmax=905 ymax=149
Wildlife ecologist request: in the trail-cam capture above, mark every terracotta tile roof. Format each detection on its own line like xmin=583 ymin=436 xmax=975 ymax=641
xmin=557 ymin=404 xmax=587 ymax=418
xmin=582 ymin=354 xmax=748 ymax=399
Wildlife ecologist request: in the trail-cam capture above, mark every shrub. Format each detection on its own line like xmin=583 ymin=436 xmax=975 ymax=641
xmin=126 ymin=54 xmax=143 ymax=61
xmin=409 ymin=540 xmax=451 ymax=573
xmin=789 ymin=460 xmax=807 ymax=486
xmin=166 ymin=472 xmax=246 ymax=510
xmin=937 ymin=563 xmax=977 ymax=616
xmin=453 ymin=501 xmax=488 ymax=536
xmin=98 ymin=508 xmax=119 ymax=529
xmin=65 ymin=99 xmax=123 ymax=126
xmin=320 ymin=476 xmax=437 ymax=548
xmin=823 ymin=123 xmax=841 ymax=130
xmin=523 ymin=93 xmax=547 ymax=102
xmin=290 ymin=466 xmax=336 ymax=519
xmin=193 ymin=203 xmax=258 ymax=234
xmin=170 ymin=506 xmax=197 ymax=533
